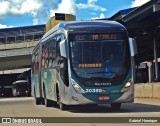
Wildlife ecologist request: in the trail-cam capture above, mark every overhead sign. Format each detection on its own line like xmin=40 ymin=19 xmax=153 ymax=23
xmin=73 ymin=33 xmax=123 ymax=41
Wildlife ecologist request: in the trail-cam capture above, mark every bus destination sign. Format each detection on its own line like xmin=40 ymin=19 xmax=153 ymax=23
xmin=73 ymin=33 xmax=123 ymax=41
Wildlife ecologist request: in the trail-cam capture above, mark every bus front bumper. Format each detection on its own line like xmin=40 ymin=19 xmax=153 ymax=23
xmin=65 ymin=84 xmax=134 ymax=105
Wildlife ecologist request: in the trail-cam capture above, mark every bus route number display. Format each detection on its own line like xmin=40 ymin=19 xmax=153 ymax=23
xmin=74 ymin=33 xmax=122 ymax=41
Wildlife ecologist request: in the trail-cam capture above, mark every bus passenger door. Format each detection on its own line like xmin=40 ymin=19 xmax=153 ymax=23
xmin=59 ymin=58 xmax=69 ymax=87
xmin=59 ymin=39 xmax=69 ymax=87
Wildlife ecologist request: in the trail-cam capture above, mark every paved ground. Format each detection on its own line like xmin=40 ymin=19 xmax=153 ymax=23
xmin=0 ymin=97 xmax=160 ymax=126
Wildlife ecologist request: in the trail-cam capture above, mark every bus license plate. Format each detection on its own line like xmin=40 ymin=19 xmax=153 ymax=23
xmin=98 ymin=96 xmax=110 ymax=100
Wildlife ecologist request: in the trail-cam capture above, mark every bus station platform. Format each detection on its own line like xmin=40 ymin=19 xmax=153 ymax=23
xmin=135 ymin=82 xmax=160 ymax=98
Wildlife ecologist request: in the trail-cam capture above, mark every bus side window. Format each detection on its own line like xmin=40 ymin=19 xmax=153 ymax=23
xmin=56 ymin=33 xmax=65 ymax=57
xmin=31 ymin=54 xmax=35 ymax=73
xmin=33 ymin=47 xmax=39 ymax=73
xmin=45 ymin=42 xmax=49 ymax=68
xmin=42 ymin=44 xmax=45 ymax=69
xmin=48 ymin=40 xmax=53 ymax=68
xmin=50 ymin=38 xmax=56 ymax=68
xmin=55 ymin=34 xmax=62 ymax=67
xmin=42 ymin=42 xmax=49 ymax=68
xmin=56 ymin=34 xmax=61 ymax=57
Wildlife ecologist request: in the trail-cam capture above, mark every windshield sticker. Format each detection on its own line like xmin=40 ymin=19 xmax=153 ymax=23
xmin=78 ymin=63 xmax=102 ymax=68
xmin=105 ymin=67 xmax=112 ymax=72
xmin=105 ymin=67 xmax=113 ymax=77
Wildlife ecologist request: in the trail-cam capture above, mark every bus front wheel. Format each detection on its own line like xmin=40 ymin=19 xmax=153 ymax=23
xmin=57 ymin=86 xmax=68 ymax=110
xmin=111 ymin=103 xmax=121 ymax=110
xmin=59 ymin=102 xmax=68 ymax=111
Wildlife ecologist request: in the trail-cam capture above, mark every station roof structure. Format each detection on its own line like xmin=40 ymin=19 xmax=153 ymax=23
xmin=109 ymin=7 xmax=137 ymax=21
xmin=0 ymin=24 xmax=45 ymax=44
xmin=0 ymin=24 xmax=45 ymax=38
xmin=109 ymin=0 xmax=160 ymax=63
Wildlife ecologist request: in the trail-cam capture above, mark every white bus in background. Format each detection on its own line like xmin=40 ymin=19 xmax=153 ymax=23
xmin=12 ymin=80 xmax=29 ymax=97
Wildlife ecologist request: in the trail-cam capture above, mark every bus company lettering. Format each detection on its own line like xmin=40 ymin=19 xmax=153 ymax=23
xmin=95 ymin=82 xmax=111 ymax=86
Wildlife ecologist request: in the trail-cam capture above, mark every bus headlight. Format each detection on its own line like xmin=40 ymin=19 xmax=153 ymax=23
xmin=121 ymin=81 xmax=131 ymax=92
xmin=71 ymin=79 xmax=85 ymax=94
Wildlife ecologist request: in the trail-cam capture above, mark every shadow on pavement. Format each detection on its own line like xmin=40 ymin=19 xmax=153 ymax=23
xmin=68 ymin=103 xmax=160 ymax=113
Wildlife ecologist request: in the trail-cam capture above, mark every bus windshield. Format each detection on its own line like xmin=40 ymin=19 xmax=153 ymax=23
xmin=69 ymin=33 xmax=130 ymax=81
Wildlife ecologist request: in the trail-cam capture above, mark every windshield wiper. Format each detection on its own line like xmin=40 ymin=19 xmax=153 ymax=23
xmin=88 ymin=71 xmax=119 ymax=76
xmin=85 ymin=72 xmax=117 ymax=79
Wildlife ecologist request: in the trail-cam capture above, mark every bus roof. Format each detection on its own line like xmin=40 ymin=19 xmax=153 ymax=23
xmin=59 ymin=20 xmax=125 ymax=30
xmin=42 ymin=20 xmax=126 ymax=40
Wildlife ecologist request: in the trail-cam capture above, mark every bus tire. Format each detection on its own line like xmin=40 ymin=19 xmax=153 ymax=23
xmin=52 ymin=101 xmax=58 ymax=108
xmin=35 ymin=98 xmax=42 ymax=105
xmin=41 ymin=99 xmax=45 ymax=105
xmin=44 ymin=97 xmax=52 ymax=107
xmin=45 ymin=99 xmax=53 ymax=107
xmin=56 ymin=86 xmax=68 ymax=110
xmin=111 ymin=103 xmax=121 ymax=110
xmin=43 ymin=88 xmax=52 ymax=107
xmin=34 ymin=88 xmax=41 ymax=105
xmin=59 ymin=102 xmax=68 ymax=111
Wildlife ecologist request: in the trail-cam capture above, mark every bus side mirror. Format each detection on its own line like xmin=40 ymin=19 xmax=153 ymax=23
xmin=129 ymin=38 xmax=137 ymax=56
xmin=60 ymin=40 xmax=67 ymax=58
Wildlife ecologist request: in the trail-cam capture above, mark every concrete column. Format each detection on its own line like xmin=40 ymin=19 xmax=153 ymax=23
xmin=147 ymin=62 xmax=152 ymax=83
xmin=153 ymin=38 xmax=159 ymax=81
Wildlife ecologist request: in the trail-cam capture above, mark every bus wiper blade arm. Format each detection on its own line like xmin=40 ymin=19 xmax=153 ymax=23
xmin=88 ymin=72 xmax=119 ymax=78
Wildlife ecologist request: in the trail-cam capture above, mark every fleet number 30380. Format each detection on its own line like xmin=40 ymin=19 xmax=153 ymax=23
xmin=85 ymin=89 xmax=104 ymax=93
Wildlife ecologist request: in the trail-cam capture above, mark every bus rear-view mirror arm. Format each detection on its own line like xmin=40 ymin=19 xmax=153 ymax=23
xmin=60 ymin=40 xmax=67 ymax=58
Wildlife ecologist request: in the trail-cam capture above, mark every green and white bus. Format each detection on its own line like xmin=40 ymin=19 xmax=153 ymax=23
xmin=31 ymin=20 xmax=137 ymax=110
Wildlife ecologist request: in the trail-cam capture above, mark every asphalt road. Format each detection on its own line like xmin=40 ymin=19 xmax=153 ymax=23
xmin=0 ymin=97 xmax=160 ymax=126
